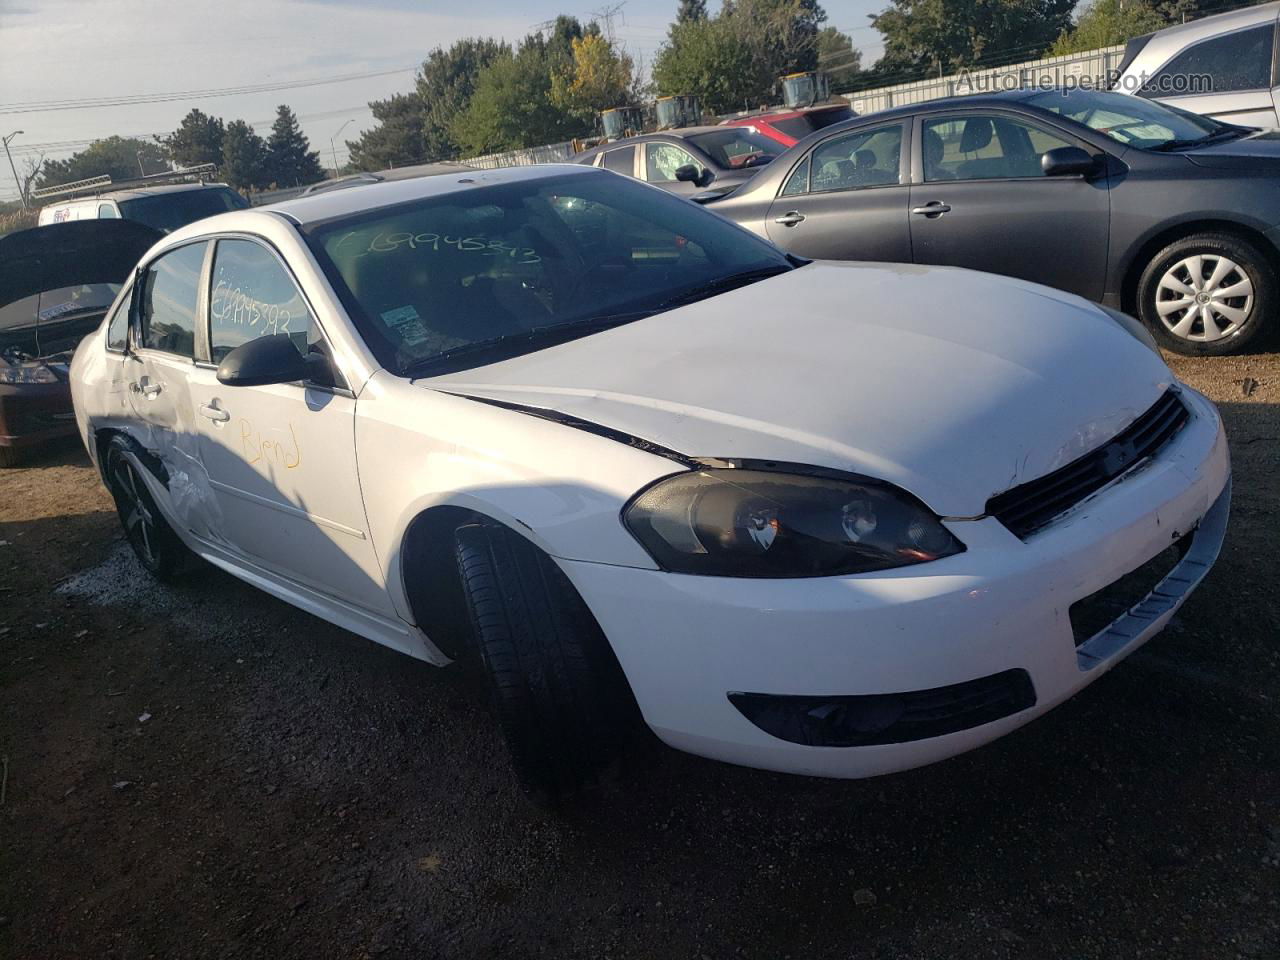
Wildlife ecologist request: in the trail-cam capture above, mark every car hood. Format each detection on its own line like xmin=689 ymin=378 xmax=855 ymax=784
xmin=0 ymin=220 xmax=161 ymax=360
xmin=423 ymin=261 xmax=1174 ymax=516
xmin=1183 ymin=130 xmax=1280 ymax=169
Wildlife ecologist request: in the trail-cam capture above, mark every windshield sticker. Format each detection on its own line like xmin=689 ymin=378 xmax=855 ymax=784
xmin=381 ymin=305 xmax=431 ymax=347
xmin=332 ymin=230 xmax=540 ymax=264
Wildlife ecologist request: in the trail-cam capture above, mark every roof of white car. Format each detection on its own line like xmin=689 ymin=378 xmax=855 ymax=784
xmin=260 ymin=162 xmax=597 ymax=226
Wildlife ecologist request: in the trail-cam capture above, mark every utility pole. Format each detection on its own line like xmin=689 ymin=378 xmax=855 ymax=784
xmin=136 ymin=150 xmax=147 ymax=176
xmin=330 ymin=120 xmax=354 ymax=178
xmin=3 ymin=130 xmax=26 ymax=209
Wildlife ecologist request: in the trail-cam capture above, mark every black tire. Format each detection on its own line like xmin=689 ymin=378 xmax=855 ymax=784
xmin=454 ymin=522 xmax=635 ymax=806
xmin=0 ymin=446 xmax=24 ymax=468
xmin=105 ymin=436 xmax=190 ymax=581
xmin=1136 ymin=232 xmax=1276 ymax=356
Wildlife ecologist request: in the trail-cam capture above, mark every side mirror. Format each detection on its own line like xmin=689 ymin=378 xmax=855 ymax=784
xmin=216 ymin=334 xmax=308 ymax=387
xmin=674 ymin=163 xmax=700 ymax=183
xmin=1042 ymin=146 xmax=1096 ymax=178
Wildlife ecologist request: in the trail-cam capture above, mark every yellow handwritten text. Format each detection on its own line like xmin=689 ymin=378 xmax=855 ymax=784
xmin=239 ymin=418 xmax=301 ymax=470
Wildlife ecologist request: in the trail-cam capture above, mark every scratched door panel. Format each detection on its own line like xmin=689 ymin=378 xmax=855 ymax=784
xmin=185 ymin=368 xmax=396 ymax=617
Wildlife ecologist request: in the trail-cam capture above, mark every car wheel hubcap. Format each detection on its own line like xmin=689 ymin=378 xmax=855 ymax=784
xmin=113 ymin=458 xmax=157 ymax=564
xmin=1155 ymin=254 xmax=1253 ymax=342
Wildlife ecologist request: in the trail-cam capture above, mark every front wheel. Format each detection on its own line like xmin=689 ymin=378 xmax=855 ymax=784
xmin=454 ymin=522 xmax=636 ymax=806
xmin=1136 ymin=233 xmax=1275 ymax=355
xmin=105 ymin=436 xmax=190 ymax=581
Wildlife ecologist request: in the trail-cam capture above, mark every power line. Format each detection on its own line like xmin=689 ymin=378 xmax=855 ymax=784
xmin=0 ymin=67 xmax=416 ymax=117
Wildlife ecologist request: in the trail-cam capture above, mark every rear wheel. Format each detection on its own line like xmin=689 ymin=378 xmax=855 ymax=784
xmin=453 ymin=522 xmax=635 ymax=806
xmin=105 ymin=436 xmax=190 ymax=580
xmin=1137 ymin=233 xmax=1275 ymax=355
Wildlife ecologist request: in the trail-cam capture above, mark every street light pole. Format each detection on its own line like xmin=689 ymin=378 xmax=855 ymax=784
xmin=330 ymin=119 xmax=354 ymax=178
xmin=136 ymin=150 xmax=146 ymax=177
xmin=3 ymin=130 xmax=26 ymax=209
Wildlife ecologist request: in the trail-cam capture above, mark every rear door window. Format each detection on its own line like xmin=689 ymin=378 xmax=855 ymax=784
xmin=809 ymin=124 xmax=903 ymax=192
xmin=601 ymin=147 xmax=635 ymax=174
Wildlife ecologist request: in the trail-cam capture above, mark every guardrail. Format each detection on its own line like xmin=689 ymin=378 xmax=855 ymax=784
xmin=464 ymin=141 xmax=577 ymax=169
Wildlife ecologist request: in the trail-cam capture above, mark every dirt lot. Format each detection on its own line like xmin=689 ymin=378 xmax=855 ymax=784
xmin=1 ymin=351 xmax=1277 ymax=960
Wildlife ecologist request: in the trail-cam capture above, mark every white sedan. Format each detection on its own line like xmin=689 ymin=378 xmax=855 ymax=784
xmin=70 ymin=164 xmax=1230 ymax=803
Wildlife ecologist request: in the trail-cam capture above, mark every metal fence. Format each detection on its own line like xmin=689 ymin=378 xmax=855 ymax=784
xmin=464 ymin=141 xmax=578 ymax=169
xmin=844 ymin=46 xmax=1127 ymax=115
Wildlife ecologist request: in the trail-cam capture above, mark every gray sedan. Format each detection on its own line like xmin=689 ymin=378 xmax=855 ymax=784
xmin=575 ymin=127 xmax=782 ymax=199
xmin=706 ymin=88 xmax=1280 ymax=355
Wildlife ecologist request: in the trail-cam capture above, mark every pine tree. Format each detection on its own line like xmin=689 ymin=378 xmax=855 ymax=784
xmin=677 ymin=0 xmax=708 ymax=22
xmin=164 ymin=109 xmax=225 ymax=168
xmin=221 ymin=120 xmax=270 ymax=191
xmin=265 ymin=105 xmax=324 ymax=187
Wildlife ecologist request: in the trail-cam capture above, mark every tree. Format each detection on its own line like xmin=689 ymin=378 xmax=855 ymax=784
xmin=163 ymin=109 xmax=225 ymax=168
xmin=449 ymin=25 xmax=588 ymax=154
xmin=221 ymin=120 xmax=270 ymax=190
xmin=653 ymin=17 xmax=768 ymax=112
xmin=677 ymin=0 xmax=708 ymax=21
xmin=346 ymin=95 xmax=426 ymax=171
xmin=817 ymin=25 xmax=862 ymax=81
xmin=37 ymin=137 xmax=170 ymax=189
xmin=1050 ymin=0 xmax=1167 ymax=55
xmin=266 ymin=105 xmax=323 ymax=186
xmin=550 ymin=32 xmax=637 ymax=123
xmin=654 ymin=0 xmax=830 ymax=112
xmin=870 ymin=0 xmax=1075 ymax=79
xmin=346 ymin=37 xmax=508 ymax=169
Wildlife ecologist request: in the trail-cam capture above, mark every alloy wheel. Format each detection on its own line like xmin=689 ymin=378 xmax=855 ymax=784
xmin=1155 ymin=254 xmax=1254 ymax=343
xmin=112 ymin=456 xmax=158 ymax=566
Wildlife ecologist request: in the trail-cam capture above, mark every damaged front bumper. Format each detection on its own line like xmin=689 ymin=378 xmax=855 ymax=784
xmin=559 ymin=385 xmax=1231 ymax=779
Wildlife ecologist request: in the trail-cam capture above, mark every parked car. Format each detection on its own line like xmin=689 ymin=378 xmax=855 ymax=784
xmin=1113 ymin=1 xmax=1280 ymax=129
xmin=71 ymin=165 xmax=1229 ymax=803
xmin=720 ymin=102 xmax=855 ymax=147
xmin=0 ymin=220 xmax=161 ymax=466
xmin=574 ymin=126 xmax=782 ymax=198
xmin=707 ymin=87 xmax=1280 ymax=355
xmin=301 ymin=161 xmax=473 ymax=196
xmin=38 ymin=181 xmax=248 ymax=233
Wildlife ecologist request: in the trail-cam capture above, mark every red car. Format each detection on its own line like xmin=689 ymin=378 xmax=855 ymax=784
xmin=720 ymin=102 xmax=855 ymax=147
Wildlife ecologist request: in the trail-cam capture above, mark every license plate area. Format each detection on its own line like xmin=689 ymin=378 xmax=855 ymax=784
xmin=1069 ymin=534 xmax=1193 ymax=648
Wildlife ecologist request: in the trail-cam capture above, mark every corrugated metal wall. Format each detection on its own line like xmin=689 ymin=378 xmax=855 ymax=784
xmin=844 ymin=46 xmax=1127 ymax=115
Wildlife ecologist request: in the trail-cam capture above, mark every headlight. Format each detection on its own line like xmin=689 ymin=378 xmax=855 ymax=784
xmin=0 ymin=362 xmax=60 ymax=385
xmin=1099 ymin=305 xmax=1161 ymax=356
xmin=623 ymin=468 xmax=964 ymax=577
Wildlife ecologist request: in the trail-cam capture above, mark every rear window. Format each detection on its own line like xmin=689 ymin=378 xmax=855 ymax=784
xmin=771 ymin=107 xmax=855 ymax=141
xmin=119 ymin=187 xmax=248 ymax=233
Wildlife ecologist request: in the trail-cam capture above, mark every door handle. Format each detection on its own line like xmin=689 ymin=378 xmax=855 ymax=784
xmin=198 ymin=402 xmax=230 ymax=423
xmin=773 ymin=211 xmax=806 ymax=227
xmin=911 ymin=202 xmax=952 ymax=218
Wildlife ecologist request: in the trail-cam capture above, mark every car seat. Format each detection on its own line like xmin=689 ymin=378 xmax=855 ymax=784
xmin=923 ymin=129 xmax=954 ymax=181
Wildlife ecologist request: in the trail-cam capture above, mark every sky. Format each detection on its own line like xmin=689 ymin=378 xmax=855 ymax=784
xmin=0 ymin=0 xmax=887 ymax=201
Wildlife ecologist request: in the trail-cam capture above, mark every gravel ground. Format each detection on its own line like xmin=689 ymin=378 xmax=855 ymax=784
xmin=1 ymin=350 xmax=1277 ymax=960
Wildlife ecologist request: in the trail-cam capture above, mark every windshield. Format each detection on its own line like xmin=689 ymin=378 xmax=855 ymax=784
xmin=119 ymin=187 xmax=248 ymax=233
xmin=303 ymin=171 xmax=793 ymax=376
xmin=1025 ymin=89 xmax=1230 ymax=149
xmin=686 ymin=129 xmax=781 ymax=168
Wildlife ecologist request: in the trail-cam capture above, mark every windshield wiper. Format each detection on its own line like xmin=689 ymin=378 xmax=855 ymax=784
xmin=1151 ymin=127 xmax=1246 ymax=151
xmin=656 ymin=263 xmax=793 ymax=311
xmin=404 ymin=312 xmax=654 ymax=378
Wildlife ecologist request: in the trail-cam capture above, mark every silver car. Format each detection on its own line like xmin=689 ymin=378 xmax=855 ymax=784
xmin=1113 ymin=1 xmax=1280 ymax=128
